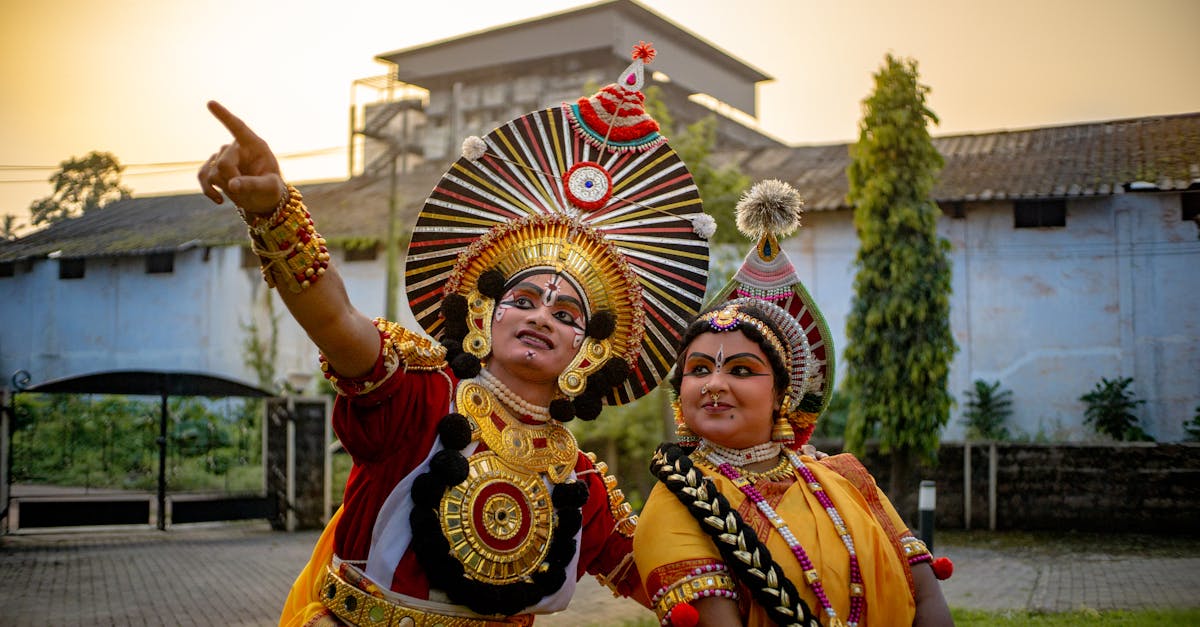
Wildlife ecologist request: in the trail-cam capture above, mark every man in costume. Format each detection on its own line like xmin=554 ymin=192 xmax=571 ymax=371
xmin=634 ymin=180 xmax=953 ymax=626
xmin=198 ymin=43 xmax=715 ymax=626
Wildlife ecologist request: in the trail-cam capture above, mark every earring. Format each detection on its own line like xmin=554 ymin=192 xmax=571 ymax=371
xmin=463 ymin=289 xmax=494 ymax=359
xmin=672 ymin=398 xmax=699 ymax=446
xmin=558 ymin=337 xmax=612 ymax=397
xmin=771 ymin=411 xmax=796 ymax=445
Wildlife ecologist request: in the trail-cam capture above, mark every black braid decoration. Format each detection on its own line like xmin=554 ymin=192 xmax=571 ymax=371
xmin=408 ymin=414 xmax=589 ymax=616
xmin=650 ymin=443 xmax=820 ymax=627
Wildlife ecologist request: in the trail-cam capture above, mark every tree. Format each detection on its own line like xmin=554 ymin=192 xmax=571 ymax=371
xmin=29 ymin=151 xmax=131 ymax=226
xmin=1080 ymin=376 xmax=1152 ymax=442
xmin=842 ymin=55 xmax=957 ymax=500
xmin=961 ymin=379 xmax=1013 ymax=441
xmin=2 ymin=214 xmax=21 ymax=240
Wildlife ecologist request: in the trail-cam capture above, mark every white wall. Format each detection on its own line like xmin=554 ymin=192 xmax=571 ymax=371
xmin=781 ymin=192 xmax=1200 ymax=441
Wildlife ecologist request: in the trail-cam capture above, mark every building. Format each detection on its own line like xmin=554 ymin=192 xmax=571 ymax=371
xmin=2 ymin=0 xmax=1198 ymax=440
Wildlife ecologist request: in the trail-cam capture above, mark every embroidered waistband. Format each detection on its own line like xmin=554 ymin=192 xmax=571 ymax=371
xmin=320 ymin=565 xmax=534 ymax=627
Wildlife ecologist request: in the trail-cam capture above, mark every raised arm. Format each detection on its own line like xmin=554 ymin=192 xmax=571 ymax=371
xmin=198 ymin=101 xmax=380 ymax=378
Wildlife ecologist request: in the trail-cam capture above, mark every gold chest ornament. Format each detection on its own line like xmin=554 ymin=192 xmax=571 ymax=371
xmin=440 ymin=380 xmax=580 ymax=585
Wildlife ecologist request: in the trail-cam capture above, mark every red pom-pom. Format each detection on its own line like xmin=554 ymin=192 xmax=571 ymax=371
xmin=931 ymin=556 xmax=954 ymax=580
xmin=632 ymin=41 xmax=656 ymax=64
xmin=668 ymin=602 xmax=699 ymax=627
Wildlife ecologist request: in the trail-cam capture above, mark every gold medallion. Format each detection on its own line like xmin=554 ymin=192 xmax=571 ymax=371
xmin=439 ymin=452 xmax=554 ymax=585
xmin=456 ymin=381 xmax=579 ymax=483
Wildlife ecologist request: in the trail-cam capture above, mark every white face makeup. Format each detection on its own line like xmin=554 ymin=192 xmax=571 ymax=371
xmin=488 ymin=272 xmax=588 ymax=385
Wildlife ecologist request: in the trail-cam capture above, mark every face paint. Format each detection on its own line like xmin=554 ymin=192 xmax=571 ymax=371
xmin=542 ymin=274 xmax=563 ymax=306
xmin=714 ymin=344 xmax=726 ymax=373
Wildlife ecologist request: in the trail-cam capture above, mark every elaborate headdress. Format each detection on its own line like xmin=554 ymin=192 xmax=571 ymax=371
xmin=688 ymin=180 xmax=834 ymax=446
xmin=405 ymin=42 xmax=712 ymax=417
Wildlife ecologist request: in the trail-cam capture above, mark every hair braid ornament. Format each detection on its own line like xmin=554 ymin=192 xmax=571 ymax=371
xmin=650 ymin=443 xmax=819 ymax=627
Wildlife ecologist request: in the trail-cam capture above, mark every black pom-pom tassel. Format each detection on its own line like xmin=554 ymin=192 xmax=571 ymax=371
xmin=441 ymin=293 xmax=468 ymax=321
xmin=430 ymin=449 xmax=469 ymax=486
xmin=441 ymin=337 xmax=463 ymax=356
xmin=601 ymin=358 xmax=630 ymax=385
xmin=442 ymin=317 xmax=469 ymax=341
xmin=438 ymin=413 xmax=473 ymax=450
xmin=552 ymin=481 xmax=589 ymax=509
xmin=586 ymin=309 xmax=616 ymax=340
xmin=477 ymin=268 xmax=507 ymax=300
xmin=574 ymin=394 xmax=603 ymax=421
xmin=450 ymin=352 xmax=482 ymax=379
xmin=549 ymin=398 xmax=576 ymax=423
xmin=411 ymin=472 xmax=445 ymax=508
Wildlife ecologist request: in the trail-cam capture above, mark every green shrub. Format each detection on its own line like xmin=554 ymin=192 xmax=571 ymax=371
xmin=1184 ymin=405 xmax=1200 ymax=442
xmin=961 ymin=379 xmax=1012 ymax=441
xmin=1080 ymin=376 xmax=1152 ymax=442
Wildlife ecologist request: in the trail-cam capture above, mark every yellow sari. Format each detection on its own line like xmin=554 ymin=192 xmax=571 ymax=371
xmin=635 ymin=454 xmax=916 ymax=626
xmin=279 ymin=507 xmax=343 ymax=627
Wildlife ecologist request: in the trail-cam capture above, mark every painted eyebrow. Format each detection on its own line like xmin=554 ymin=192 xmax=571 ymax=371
xmin=685 ymin=351 xmax=767 ymax=365
xmin=509 ymin=281 xmax=586 ymax=315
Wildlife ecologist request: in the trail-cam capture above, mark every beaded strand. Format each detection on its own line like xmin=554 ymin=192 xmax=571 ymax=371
xmin=701 ymin=439 xmax=783 ymax=465
xmin=477 ymin=369 xmax=552 ymax=423
xmin=709 ymin=449 xmax=865 ymax=627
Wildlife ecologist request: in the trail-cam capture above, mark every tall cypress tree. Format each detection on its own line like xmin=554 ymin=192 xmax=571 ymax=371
xmin=843 ymin=55 xmax=956 ymax=500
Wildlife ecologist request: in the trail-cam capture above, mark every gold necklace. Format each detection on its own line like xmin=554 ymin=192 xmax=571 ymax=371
xmin=456 ymin=380 xmax=578 ymax=483
xmin=694 ymin=449 xmax=794 ymax=483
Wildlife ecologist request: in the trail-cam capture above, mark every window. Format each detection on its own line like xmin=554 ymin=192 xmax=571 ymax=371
xmin=0 ymin=261 xmax=13 ymax=278
xmin=344 ymin=244 xmax=379 ymax=262
xmin=1183 ymin=192 xmax=1200 ymax=222
xmin=1014 ymin=199 xmax=1066 ymax=228
xmin=59 ymin=258 xmax=85 ymax=279
xmin=146 ymin=252 xmax=175 ymax=274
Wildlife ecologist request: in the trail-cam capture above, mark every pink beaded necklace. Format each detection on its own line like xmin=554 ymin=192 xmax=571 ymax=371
xmin=709 ymin=449 xmax=865 ymax=627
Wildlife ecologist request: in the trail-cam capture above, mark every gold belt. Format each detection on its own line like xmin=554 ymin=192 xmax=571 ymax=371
xmin=320 ymin=565 xmax=534 ymax=627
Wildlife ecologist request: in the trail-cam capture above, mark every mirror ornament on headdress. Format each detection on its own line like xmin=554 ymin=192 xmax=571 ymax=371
xmin=405 ymin=42 xmax=713 ymax=406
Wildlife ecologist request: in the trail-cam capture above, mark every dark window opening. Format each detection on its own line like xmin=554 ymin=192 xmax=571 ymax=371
xmin=146 ymin=252 xmax=175 ymax=274
xmin=944 ymin=201 xmax=966 ymax=219
xmin=344 ymin=244 xmax=379 ymax=262
xmin=1182 ymin=192 xmax=1200 ymax=222
xmin=0 ymin=261 xmax=13 ymax=278
xmin=59 ymin=258 xmax=85 ymax=280
xmin=1014 ymin=199 xmax=1066 ymax=228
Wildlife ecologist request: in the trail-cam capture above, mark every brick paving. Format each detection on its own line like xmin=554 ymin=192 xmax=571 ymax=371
xmin=2 ymin=523 xmax=1197 ymax=626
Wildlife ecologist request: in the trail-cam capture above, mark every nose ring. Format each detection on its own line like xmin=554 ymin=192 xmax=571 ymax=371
xmin=700 ymin=383 xmax=719 ymax=404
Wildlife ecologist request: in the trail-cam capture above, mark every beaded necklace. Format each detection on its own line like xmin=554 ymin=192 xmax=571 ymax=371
xmin=477 ymin=369 xmax=551 ymax=423
xmin=708 ymin=448 xmax=865 ymax=627
xmin=701 ymin=439 xmax=782 ymax=465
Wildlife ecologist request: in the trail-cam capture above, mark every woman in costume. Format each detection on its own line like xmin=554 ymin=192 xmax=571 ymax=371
xmin=198 ymin=44 xmax=714 ymax=626
xmin=634 ymin=181 xmax=953 ymax=627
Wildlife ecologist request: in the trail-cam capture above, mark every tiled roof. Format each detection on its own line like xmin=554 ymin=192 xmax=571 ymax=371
xmin=734 ymin=112 xmax=1200 ymax=210
xmin=4 ymin=113 xmax=1197 ymax=261
xmin=0 ymin=171 xmax=441 ymax=263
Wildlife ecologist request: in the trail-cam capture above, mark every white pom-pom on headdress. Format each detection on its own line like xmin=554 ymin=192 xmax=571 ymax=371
xmin=734 ymin=179 xmax=804 ymax=239
xmin=690 ymin=214 xmax=716 ymax=240
xmin=462 ymin=136 xmax=488 ymax=161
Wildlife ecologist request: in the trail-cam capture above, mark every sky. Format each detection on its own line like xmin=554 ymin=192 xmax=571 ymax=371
xmin=2 ymin=0 xmax=1197 ymax=235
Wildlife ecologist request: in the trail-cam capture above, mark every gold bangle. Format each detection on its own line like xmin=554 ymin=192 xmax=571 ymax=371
xmin=245 ymin=184 xmax=330 ymax=293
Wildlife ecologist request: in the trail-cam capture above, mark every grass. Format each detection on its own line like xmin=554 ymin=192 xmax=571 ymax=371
xmin=951 ymin=608 xmax=1200 ymax=626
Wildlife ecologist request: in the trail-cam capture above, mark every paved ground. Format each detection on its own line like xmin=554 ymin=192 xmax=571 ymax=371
xmin=1 ymin=523 xmax=1198 ymax=626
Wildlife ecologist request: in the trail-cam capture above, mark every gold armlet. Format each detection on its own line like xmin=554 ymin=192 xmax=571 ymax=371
xmin=245 ymin=184 xmax=330 ymax=293
xmin=649 ymin=568 xmax=738 ymax=620
xmin=900 ymin=535 xmax=933 ymax=564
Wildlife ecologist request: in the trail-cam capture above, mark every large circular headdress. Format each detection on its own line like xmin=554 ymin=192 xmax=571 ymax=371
xmin=406 ymin=43 xmax=712 ymax=405
xmin=707 ymin=179 xmax=835 ymax=435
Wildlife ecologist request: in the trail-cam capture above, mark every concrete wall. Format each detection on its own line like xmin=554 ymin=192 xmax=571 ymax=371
xmin=783 ymin=191 xmax=1200 ymax=441
xmin=842 ymin=442 xmax=1200 ymax=534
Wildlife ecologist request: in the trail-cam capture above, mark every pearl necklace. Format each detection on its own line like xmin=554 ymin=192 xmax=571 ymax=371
xmin=701 ymin=439 xmax=782 ymax=465
xmin=477 ymin=369 xmax=551 ymax=423
xmin=709 ymin=448 xmax=865 ymax=627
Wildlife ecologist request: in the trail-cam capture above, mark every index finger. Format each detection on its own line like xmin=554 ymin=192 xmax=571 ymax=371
xmin=207 ymin=100 xmax=262 ymax=144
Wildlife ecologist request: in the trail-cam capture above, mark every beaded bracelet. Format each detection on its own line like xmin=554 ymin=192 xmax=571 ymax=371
xmin=244 ymin=184 xmax=330 ymax=293
xmin=650 ymin=565 xmax=739 ymax=624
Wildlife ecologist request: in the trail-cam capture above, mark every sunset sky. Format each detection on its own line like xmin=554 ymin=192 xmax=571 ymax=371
xmin=2 ymin=0 xmax=1197 ymax=235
